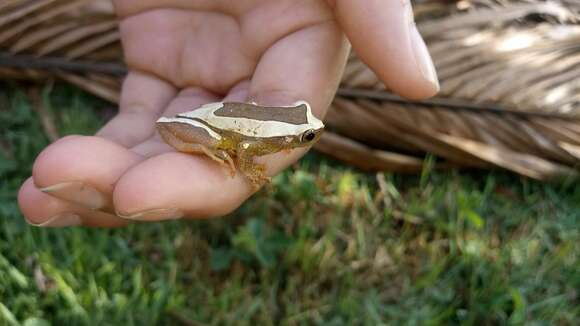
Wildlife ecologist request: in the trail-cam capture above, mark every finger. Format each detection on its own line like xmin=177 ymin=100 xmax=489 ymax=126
xmin=250 ymin=21 xmax=348 ymax=114
xmin=113 ymin=152 xmax=251 ymax=221
xmin=333 ymin=0 xmax=439 ymax=99
xmin=97 ymin=71 xmax=177 ymax=147
xmin=18 ymin=178 xmax=128 ymax=228
xmin=31 ymin=136 xmax=142 ymax=211
xmin=249 ymin=20 xmax=350 ymax=173
xmin=223 ymin=79 xmax=250 ymax=102
xmin=113 ymin=0 xmax=237 ymax=18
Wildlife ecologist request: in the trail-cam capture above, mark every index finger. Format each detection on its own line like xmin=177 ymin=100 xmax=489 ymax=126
xmin=248 ymin=19 xmax=350 ymax=173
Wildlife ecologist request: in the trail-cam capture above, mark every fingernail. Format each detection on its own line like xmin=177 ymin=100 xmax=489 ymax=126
xmin=117 ymin=208 xmax=184 ymax=221
xmin=39 ymin=181 xmax=110 ymax=210
xmin=407 ymin=6 xmax=440 ymax=91
xmin=29 ymin=213 xmax=82 ymax=228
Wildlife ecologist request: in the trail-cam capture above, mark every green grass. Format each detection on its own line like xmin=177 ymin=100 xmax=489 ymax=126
xmin=0 ymin=83 xmax=578 ymax=325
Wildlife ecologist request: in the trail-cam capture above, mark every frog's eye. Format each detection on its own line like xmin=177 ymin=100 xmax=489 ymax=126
xmin=301 ymin=129 xmax=316 ymax=143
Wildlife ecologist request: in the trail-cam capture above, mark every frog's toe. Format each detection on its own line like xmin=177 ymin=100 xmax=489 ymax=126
xmin=243 ymin=171 xmax=269 ymax=190
xmin=249 ymin=178 xmax=268 ymax=190
xmin=261 ymin=175 xmax=272 ymax=184
xmin=226 ymin=159 xmax=236 ymax=178
xmin=213 ymin=150 xmax=236 ymax=178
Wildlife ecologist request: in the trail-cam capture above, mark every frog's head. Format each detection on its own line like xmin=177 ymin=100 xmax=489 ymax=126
xmin=293 ymin=123 xmax=324 ymax=146
xmin=279 ymin=126 xmax=323 ymax=149
xmin=277 ymin=100 xmax=325 ymax=149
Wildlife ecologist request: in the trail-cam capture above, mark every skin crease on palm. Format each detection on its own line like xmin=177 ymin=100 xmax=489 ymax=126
xmin=17 ymin=0 xmax=440 ymax=228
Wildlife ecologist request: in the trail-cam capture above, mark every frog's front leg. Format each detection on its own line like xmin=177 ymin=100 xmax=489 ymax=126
xmin=237 ymin=141 xmax=271 ymax=189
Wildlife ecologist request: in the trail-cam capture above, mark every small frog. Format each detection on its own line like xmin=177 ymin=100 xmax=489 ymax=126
xmin=156 ymin=101 xmax=324 ymax=188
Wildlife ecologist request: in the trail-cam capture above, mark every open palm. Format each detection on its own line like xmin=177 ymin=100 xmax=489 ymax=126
xmin=19 ymin=0 xmax=439 ymax=227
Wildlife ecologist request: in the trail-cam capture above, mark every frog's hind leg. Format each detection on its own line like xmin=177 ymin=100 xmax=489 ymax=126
xmin=237 ymin=141 xmax=271 ymax=189
xmin=157 ymin=122 xmax=236 ymax=177
xmin=213 ymin=150 xmax=236 ymax=177
xmin=170 ymin=139 xmax=235 ymax=177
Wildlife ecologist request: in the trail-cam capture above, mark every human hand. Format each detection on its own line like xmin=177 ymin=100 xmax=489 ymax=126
xmin=18 ymin=0 xmax=439 ymax=227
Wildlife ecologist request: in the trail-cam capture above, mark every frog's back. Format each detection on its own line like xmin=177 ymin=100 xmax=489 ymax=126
xmin=175 ymin=101 xmax=322 ymax=138
xmin=211 ymin=103 xmax=309 ymax=125
xmin=215 ymin=102 xmax=315 ymax=136
xmin=177 ymin=102 xmax=224 ymax=121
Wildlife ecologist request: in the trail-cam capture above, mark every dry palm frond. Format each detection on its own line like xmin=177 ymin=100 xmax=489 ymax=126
xmin=1 ymin=0 xmax=579 ymax=181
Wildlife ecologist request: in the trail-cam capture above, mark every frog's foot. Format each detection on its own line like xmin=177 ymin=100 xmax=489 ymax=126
xmin=214 ymin=150 xmax=236 ymax=177
xmin=198 ymin=147 xmax=236 ymax=178
xmin=245 ymin=164 xmax=271 ymax=189
xmin=237 ymin=141 xmax=272 ymax=190
xmin=237 ymin=161 xmax=271 ymax=190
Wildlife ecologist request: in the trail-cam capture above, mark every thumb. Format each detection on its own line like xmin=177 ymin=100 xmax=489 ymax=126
xmin=333 ymin=0 xmax=439 ymax=99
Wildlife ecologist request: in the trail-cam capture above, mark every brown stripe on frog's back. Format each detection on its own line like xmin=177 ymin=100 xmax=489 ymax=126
xmin=213 ymin=102 xmax=308 ymax=125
